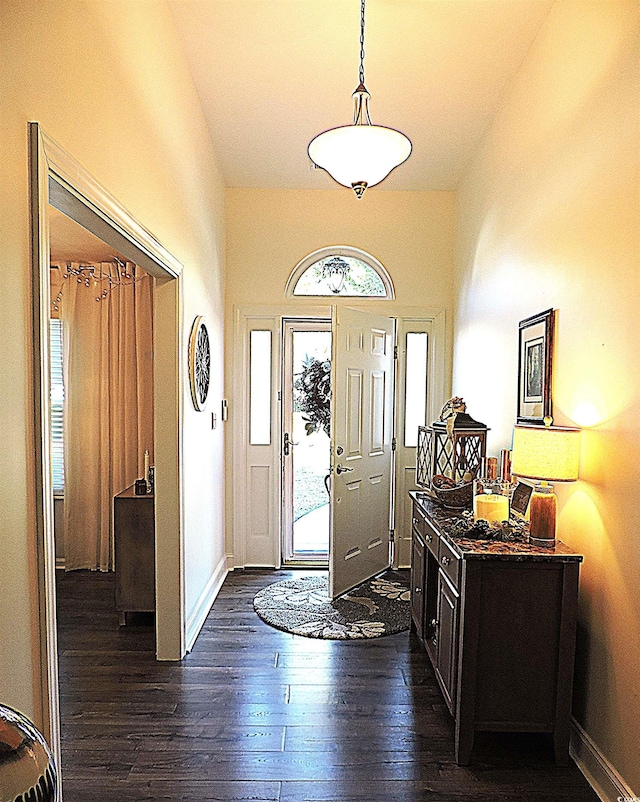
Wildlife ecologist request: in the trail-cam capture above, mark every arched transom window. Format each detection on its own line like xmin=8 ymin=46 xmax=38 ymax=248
xmin=286 ymin=246 xmax=394 ymax=299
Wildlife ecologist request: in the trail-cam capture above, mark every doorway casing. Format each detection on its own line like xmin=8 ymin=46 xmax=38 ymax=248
xmin=231 ymin=302 xmax=449 ymax=572
xmin=29 ymin=123 xmax=185 ymax=772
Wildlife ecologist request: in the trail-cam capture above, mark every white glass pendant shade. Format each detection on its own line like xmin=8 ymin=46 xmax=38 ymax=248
xmin=308 ymin=124 xmax=412 ymax=193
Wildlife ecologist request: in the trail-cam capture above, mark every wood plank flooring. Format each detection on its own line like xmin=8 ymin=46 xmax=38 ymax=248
xmin=56 ymin=568 xmax=599 ymax=801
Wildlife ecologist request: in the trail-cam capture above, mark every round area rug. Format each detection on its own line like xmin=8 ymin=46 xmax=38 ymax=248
xmin=253 ymin=571 xmax=410 ymax=640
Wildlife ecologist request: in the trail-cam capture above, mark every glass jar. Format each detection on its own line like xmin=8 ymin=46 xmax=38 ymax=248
xmin=473 ymin=478 xmax=510 ymax=523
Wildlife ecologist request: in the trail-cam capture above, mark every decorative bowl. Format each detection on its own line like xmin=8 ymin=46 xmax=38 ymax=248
xmin=432 ymin=475 xmax=474 ymax=510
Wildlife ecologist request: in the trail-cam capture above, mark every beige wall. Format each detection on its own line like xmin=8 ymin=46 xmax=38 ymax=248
xmin=226 ymin=188 xmax=455 ymax=309
xmin=0 ymin=0 xmax=225 ymax=728
xmin=224 ymin=187 xmax=456 ymax=557
xmin=453 ymin=0 xmax=640 ymax=791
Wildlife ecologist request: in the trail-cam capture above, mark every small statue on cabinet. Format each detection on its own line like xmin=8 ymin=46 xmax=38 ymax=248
xmin=439 ymin=396 xmax=467 ymax=437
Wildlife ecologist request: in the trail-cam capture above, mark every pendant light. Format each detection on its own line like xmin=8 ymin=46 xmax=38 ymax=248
xmin=321 ymin=256 xmax=351 ymax=294
xmin=308 ymin=0 xmax=412 ymax=198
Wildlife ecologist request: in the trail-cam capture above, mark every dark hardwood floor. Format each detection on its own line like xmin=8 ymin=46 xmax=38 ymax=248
xmin=56 ymin=568 xmax=599 ymax=801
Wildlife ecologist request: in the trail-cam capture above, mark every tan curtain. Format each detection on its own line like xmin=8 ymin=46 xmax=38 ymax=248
xmin=61 ymin=262 xmax=154 ymax=571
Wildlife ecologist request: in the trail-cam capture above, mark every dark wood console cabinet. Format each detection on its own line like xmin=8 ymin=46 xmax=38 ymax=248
xmin=409 ymin=491 xmax=582 ymax=766
xmin=114 ymin=484 xmax=155 ymax=625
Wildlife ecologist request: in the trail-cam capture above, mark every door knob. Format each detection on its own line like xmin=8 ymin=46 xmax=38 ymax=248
xmin=323 ymin=473 xmax=331 ymax=495
xmin=283 ymin=432 xmax=298 ymax=456
xmin=335 ymin=464 xmax=354 ymax=475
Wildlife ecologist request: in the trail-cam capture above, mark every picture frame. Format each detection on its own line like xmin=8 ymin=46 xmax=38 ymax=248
xmin=510 ymin=480 xmax=534 ymax=520
xmin=517 ymin=308 xmax=555 ymax=424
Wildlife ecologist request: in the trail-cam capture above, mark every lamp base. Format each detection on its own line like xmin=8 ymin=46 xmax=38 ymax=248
xmin=529 ymin=535 xmax=556 ymax=549
xmin=529 ymin=484 xmax=557 ymax=547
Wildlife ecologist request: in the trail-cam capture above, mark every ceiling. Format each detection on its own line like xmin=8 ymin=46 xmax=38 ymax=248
xmin=49 ymin=205 xmax=126 ymax=264
xmin=168 ymin=0 xmax=553 ymax=191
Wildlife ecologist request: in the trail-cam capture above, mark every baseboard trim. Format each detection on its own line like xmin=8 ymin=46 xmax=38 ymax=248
xmin=570 ymin=717 xmax=637 ymax=802
xmin=185 ymin=555 xmax=227 ymax=653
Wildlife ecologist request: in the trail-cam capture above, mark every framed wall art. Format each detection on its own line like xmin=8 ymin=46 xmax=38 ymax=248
xmin=517 ymin=308 xmax=555 ymax=424
xmin=188 ymin=315 xmax=211 ymax=411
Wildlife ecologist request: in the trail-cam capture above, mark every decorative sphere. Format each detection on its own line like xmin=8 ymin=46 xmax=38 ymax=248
xmin=0 ymin=704 xmax=57 ymax=801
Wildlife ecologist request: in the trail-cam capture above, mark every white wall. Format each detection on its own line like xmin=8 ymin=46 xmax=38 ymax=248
xmin=453 ymin=0 xmax=640 ymax=792
xmin=0 ymin=0 xmax=225 ymax=728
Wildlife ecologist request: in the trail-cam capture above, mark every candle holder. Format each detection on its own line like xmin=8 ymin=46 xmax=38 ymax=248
xmin=473 ymin=479 xmax=510 ymax=524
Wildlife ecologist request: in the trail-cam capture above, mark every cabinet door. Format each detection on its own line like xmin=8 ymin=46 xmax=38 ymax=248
xmin=435 ymin=569 xmax=459 ymax=714
xmin=410 ymin=529 xmax=426 ymax=636
xmin=115 ymin=496 xmax=155 ymax=614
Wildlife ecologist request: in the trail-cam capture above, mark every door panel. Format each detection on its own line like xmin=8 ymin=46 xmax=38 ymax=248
xmin=370 ymin=371 xmax=385 ymax=453
xmin=330 ymin=306 xmax=395 ymax=599
xmin=346 ymin=369 xmax=364 ymax=457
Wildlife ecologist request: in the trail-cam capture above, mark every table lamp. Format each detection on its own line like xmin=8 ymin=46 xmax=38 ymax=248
xmin=511 ymin=419 xmax=581 ymax=547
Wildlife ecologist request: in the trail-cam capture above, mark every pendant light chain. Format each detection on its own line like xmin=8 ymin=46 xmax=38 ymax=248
xmin=359 ymin=0 xmax=366 ymax=86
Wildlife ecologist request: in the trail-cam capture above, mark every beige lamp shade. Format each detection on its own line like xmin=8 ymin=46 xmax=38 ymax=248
xmin=511 ymin=424 xmax=581 ymax=482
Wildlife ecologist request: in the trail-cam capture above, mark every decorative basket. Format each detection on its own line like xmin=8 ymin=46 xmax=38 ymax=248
xmin=431 ymin=475 xmax=474 ymax=510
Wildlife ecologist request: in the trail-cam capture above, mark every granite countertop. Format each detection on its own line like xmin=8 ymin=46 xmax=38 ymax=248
xmin=409 ymin=491 xmax=583 ymax=563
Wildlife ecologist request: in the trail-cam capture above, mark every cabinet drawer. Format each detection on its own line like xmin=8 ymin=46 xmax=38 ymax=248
xmin=423 ymin=517 xmax=439 ymax=558
xmin=438 ymin=536 xmax=461 ymax=589
xmin=411 ymin=504 xmax=425 ymax=536
xmin=412 ymin=503 xmax=439 ymax=557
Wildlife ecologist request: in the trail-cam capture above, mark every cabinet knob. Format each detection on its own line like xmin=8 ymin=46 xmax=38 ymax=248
xmin=430 ymin=618 xmax=439 ymax=629
xmin=412 ymin=517 xmax=418 ymax=527
xmin=425 ymin=533 xmax=432 ymax=542
xmin=414 ymin=586 xmax=422 ymax=593
xmin=441 ymin=555 xmax=451 ymax=566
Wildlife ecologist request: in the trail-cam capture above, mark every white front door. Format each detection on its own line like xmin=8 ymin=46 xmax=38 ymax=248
xmin=329 ymin=306 xmax=395 ymax=599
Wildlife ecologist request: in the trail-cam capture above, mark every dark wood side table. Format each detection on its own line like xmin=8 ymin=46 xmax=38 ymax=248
xmin=114 ymin=484 xmax=155 ymax=625
xmin=409 ymin=491 xmax=583 ymax=766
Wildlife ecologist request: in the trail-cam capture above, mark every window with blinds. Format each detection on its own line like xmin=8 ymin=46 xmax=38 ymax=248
xmin=50 ymin=319 xmax=65 ymax=494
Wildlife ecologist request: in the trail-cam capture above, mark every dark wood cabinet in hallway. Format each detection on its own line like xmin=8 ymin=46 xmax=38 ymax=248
xmin=56 ymin=569 xmax=598 ymax=801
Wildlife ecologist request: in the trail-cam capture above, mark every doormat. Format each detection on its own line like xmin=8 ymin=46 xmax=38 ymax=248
xmin=253 ymin=571 xmax=410 ymax=640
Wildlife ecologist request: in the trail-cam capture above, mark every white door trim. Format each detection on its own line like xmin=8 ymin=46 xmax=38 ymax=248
xmin=230 ymin=303 xmax=449 ymax=571
xmin=29 ymin=124 xmax=185 ymax=777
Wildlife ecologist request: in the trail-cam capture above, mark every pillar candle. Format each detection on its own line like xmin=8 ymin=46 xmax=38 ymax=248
xmin=473 ymin=492 xmax=509 ymax=524
xmin=500 ymin=449 xmax=512 ymax=482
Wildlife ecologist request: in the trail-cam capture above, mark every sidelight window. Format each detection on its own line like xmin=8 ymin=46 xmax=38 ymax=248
xmin=249 ymin=330 xmax=272 ymax=445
